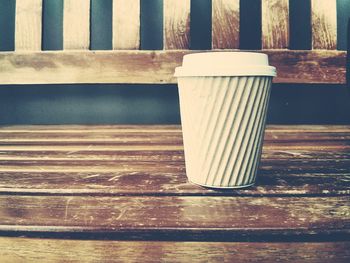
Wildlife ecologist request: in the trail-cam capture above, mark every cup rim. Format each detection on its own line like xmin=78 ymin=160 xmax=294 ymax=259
xmin=174 ymin=51 xmax=277 ymax=77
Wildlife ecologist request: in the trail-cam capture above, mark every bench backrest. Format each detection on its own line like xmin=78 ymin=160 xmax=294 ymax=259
xmin=0 ymin=0 xmax=346 ymax=85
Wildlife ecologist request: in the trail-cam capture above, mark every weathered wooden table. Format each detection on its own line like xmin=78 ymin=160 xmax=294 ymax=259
xmin=0 ymin=125 xmax=349 ymax=262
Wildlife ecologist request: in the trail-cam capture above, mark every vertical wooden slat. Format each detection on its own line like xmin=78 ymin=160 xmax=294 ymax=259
xmin=15 ymin=0 xmax=42 ymax=51
xmin=212 ymin=0 xmax=239 ymax=49
xmin=63 ymin=0 xmax=90 ymax=50
xmin=347 ymin=18 xmax=350 ymax=90
xmin=113 ymin=0 xmax=140 ymax=50
xmin=262 ymin=0 xmax=289 ymax=49
xmin=311 ymin=0 xmax=337 ymax=49
xmin=163 ymin=0 xmax=190 ymax=49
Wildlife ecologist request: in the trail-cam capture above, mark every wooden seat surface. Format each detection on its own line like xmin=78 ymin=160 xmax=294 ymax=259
xmin=0 ymin=125 xmax=349 ymax=262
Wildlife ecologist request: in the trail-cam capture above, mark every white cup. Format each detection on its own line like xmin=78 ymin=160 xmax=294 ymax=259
xmin=175 ymin=52 xmax=276 ymax=188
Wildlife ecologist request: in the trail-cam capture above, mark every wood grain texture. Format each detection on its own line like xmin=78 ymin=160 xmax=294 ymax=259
xmin=113 ymin=0 xmax=140 ymax=49
xmin=163 ymin=0 xmax=190 ymax=49
xmin=63 ymin=0 xmax=90 ymax=50
xmin=0 ymin=124 xmax=349 ymax=254
xmin=0 ymin=169 xmax=348 ymax=196
xmin=0 ymin=124 xmax=349 ymax=132
xmin=262 ymin=0 xmax=289 ymax=49
xmin=0 ymin=125 xmax=349 ymax=196
xmin=311 ymin=0 xmax=337 ymax=49
xmin=0 ymin=238 xmax=349 ymax=263
xmin=0 ymin=195 xmax=349 ymax=239
xmin=15 ymin=0 xmax=42 ymax=51
xmin=212 ymin=0 xmax=240 ymax=49
xmin=268 ymin=50 xmax=345 ymax=84
xmin=0 ymin=50 xmax=346 ymax=84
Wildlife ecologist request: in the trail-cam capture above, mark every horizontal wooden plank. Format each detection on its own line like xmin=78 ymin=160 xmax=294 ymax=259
xmin=0 ymin=142 xmax=349 ymax=150
xmin=0 ymin=128 xmax=349 ymax=149
xmin=268 ymin=50 xmax=345 ymax=83
xmin=1 ymin=141 xmax=349 ymax=148
xmin=0 ymin=50 xmax=346 ymax=84
xmin=0 ymin=140 xmax=183 ymax=146
xmin=266 ymin=125 xmax=350 ymax=131
xmin=0 ymin=145 xmax=184 ymax=152
xmin=1 ymin=124 xmax=349 ymax=131
xmin=1 ymin=149 xmax=349 ymax=161
xmin=0 ymin=125 xmax=181 ymax=132
xmin=0 ymin=150 xmax=184 ymax=162
xmin=0 ymin=238 xmax=349 ymax=263
xmin=1 ymin=124 xmax=349 ymax=135
xmin=0 ymin=170 xmax=348 ymax=196
xmin=0 ymin=130 xmax=349 ymax=142
xmin=0 ymin=195 xmax=349 ymax=240
xmin=262 ymin=149 xmax=350 ymax=160
xmin=0 ymin=158 xmax=349 ymax=173
xmin=1 ymin=125 xmax=349 ymax=132
xmin=0 ymin=133 xmax=183 ymax=140
xmin=0 ymin=142 xmax=348 ymax=152
xmin=264 ymin=132 xmax=350 ymax=142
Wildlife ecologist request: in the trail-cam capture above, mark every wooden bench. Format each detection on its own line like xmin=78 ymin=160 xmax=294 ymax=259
xmin=0 ymin=0 xmax=349 ymax=262
xmin=0 ymin=0 xmax=347 ymax=85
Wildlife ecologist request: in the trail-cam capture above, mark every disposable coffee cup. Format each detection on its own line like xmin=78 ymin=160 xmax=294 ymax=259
xmin=174 ymin=52 xmax=276 ymax=188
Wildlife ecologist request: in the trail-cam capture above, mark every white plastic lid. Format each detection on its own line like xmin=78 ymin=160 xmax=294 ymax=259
xmin=174 ymin=52 xmax=276 ymax=77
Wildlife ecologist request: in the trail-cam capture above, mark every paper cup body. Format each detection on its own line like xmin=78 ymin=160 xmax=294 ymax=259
xmin=175 ymin=52 xmax=276 ymax=188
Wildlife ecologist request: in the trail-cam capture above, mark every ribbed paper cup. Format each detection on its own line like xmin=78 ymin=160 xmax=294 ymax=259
xmin=175 ymin=52 xmax=276 ymax=188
